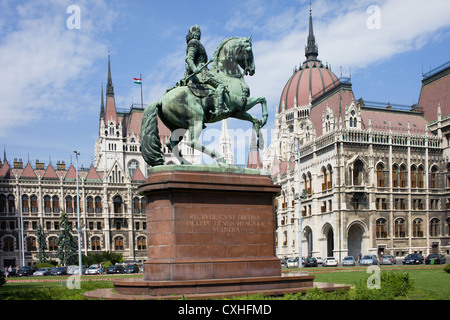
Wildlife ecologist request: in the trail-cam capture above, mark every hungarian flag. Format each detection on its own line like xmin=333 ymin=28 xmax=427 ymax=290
xmin=133 ymin=77 xmax=142 ymax=84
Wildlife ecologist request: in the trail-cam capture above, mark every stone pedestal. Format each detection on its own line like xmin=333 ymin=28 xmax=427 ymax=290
xmin=140 ymin=166 xmax=281 ymax=282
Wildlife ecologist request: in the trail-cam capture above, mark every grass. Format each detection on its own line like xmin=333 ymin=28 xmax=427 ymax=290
xmin=0 ymin=265 xmax=448 ymax=300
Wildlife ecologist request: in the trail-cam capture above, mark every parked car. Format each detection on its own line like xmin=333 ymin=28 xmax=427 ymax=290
xmin=106 ymin=265 xmax=124 ymax=274
xmin=425 ymin=254 xmax=446 ymax=265
xmin=360 ymin=255 xmax=378 ymax=266
xmin=71 ymin=266 xmax=87 ymax=275
xmin=49 ymin=266 xmax=67 ymax=276
xmin=86 ymin=264 xmax=101 ymax=275
xmin=124 ymin=264 xmax=140 ymax=274
xmin=315 ymin=257 xmax=323 ymax=265
xmin=342 ymin=256 xmax=355 ymax=266
xmin=380 ymin=255 xmax=396 ymax=265
xmin=17 ymin=266 xmax=37 ymax=277
xmin=286 ymin=258 xmax=298 ymax=268
xmin=304 ymin=257 xmax=318 ymax=267
xmin=402 ymin=254 xmax=424 ymax=265
xmin=33 ymin=268 xmax=51 ymax=276
xmin=323 ymin=257 xmax=338 ymax=267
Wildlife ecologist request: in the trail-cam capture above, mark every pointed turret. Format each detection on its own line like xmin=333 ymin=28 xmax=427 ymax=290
xmin=106 ymin=54 xmax=114 ymax=96
xmin=305 ymin=3 xmax=319 ymax=61
xmin=100 ymin=85 xmax=105 ymax=119
xmin=104 ymin=55 xmax=117 ymax=124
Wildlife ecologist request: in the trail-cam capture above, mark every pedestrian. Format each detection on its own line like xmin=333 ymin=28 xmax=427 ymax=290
xmin=7 ymin=265 xmax=12 ymax=278
xmin=358 ymin=253 xmax=362 ymax=262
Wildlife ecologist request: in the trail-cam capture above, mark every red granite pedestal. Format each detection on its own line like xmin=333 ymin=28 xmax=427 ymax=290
xmin=84 ymin=166 xmax=348 ymax=299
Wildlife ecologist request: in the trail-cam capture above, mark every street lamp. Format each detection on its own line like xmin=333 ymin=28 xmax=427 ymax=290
xmin=296 ymin=136 xmax=303 ymax=268
xmin=73 ymin=150 xmax=83 ymax=275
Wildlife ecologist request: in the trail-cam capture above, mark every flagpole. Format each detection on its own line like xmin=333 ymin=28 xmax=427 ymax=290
xmin=140 ymin=73 xmax=143 ymax=108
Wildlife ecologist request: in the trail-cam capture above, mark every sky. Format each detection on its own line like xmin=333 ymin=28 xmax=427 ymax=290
xmin=1 ymin=0 xmax=450 ymax=168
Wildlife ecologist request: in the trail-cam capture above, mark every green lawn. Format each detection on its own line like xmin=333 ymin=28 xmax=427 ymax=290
xmin=1 ymin=266 xmax=448 ymax=300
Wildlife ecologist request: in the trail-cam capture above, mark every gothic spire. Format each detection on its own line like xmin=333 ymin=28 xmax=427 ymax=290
xmin=106 ymin=54 xmax=114 ymax=96
xmin=305 ymin=2 xmax=319 ymax=61
xmin=100 ymin=84 xmax=105 ymax=119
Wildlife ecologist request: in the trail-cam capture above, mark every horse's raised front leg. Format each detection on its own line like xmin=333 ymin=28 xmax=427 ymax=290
xmin=235 ymin=96 xmax=268 ymax=149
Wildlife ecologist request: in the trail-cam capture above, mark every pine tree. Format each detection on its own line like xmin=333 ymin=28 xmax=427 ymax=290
xmin=56 ymin=210 xmax=79 ymax=266
xmin=37 ymin=223 xmax=48 ymax=263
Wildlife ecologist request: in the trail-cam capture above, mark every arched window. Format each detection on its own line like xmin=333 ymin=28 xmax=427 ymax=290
xmin=48 ymin=237 xmax=58 ymax=251
xmin=413 ymin=219 xmax=423 ymax=237
xmin=113 ymin=195 xmax=123 ymax=214
xmin=307 ymin=172 xmax=312 ymax=195
xmin=44 ymin=195 xmax=51 ymax=213
xmin=376 ymin=218 xmax=387 ymax=238
xmin=95 ymin=196 xmax=102 ymax=213
xmin=392 ymin=164 xmax=399 ymax=188
xmin=321 ymin=167 xmax=327 ymax=191
xmin=22 ymin=195 xmax=29 ymax=213
xmin=114 ymin=236 xmax=124 ymax=250
xmin=133 ymin=197 xmax=140 ymax=214
xmin=353 ymin=160 xmax=364 ymax=185
xmin=86 ymin=196 xmax=94 ymax=213
xmin=31 ymin=195 xmax=38 ymax=213
xmin=66 ymin=196 xmax=73 ymax=213
xmin=141 ymin=198 xmax=147 ymax=214
xmin=26 ymin=237 xmax=37 ymax=251
xmin=418 ymin=166 xmax=424 ymax=188
xmin=91 ymin=237 xmax=101 ymax=251
xmin=137 ymin=236 xmax=147 ymax=250
xmin=327 ymin=165 xmax=333 ymax=189
xmin=376 ymin=163 xmax=385 ymax=187
xmin=430 ymin=218 xmax=440 ymax=237
xmin=430 ymin=166 xmax=438 ymax=189
xmin=410 ymin=165 xmax=417 ymax=188
xmin=7 ymin=195 xmax=15 ymax=213
xmin=395 ymin=218 xmax=406 ymax=238
xmin=52 ymin=196 xmax=59 ymax=213
xmin=399 ymin=164 xmax=407 ymax=188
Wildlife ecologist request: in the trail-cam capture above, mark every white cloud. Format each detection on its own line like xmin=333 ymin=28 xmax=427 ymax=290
xmin=0 ymin=0 xmax=118 ymax=136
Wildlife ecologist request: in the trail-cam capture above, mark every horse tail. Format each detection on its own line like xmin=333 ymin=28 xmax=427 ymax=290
xmin=141 ymin=100 xmax=165 ymax=167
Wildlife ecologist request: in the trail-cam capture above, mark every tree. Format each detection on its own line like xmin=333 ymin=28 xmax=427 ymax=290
xmin=56 ymin=210 xmax=79 ymax=266
xmin=37 ymin=223 xmax=48 ymax=263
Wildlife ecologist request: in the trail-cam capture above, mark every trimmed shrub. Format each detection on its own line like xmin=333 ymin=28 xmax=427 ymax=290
xmin=354 ymin=271 xmax=414 ymax=300
xmin=444 ymin=264 xmax=450 ymax=273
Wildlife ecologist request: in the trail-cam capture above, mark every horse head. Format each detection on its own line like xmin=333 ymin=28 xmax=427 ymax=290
xmin=212 ymin=37 xmax=255 ymax=77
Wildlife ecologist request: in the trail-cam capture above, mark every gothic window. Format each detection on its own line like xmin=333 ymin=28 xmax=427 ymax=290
xmin=87 ymin=196 xmax=94 ymax=213
xmin=430 ymin=218 xmax=440 ymax=237
xmin=418 ymin=165 xmax=424 ymax=188
xmin=137 ymin=236 xmax=147 ymax=250
xmin=26 ymin=237 xmax=37 ymax=251
xmin=52 ymin=196 xmax=60 ymax=213
xmin=430 ymin=166 xmax=438 ymax=189
xmin=327 ymin=164 xmax=333 ymax=189
xmin=395 ymin=218 xmax=406 ymax=238
xmin=376 ymin=218 xmax=387 ymax=238
xmin=141 ymin=198 xmax=147 ymax=214
xmin=410 ymin=165 xmax=417 ymax=188
xmin=392 ymin=164 xmax=399 ymax=188
xmin=91 ymin=237 xmax=101 ymax=251
xmin=7 ymin=195 xmax=15 ymax=213
xmin=376 ymin=163 xmax=385 ymax=187
xmin=22 ymin=195 xmax=29 ymax=213
xmin=353 ymin=160 xmax=364 ymax=185
xmin=321 ymin=167 xmax=327 ymax=191
xmin=114 ymin=236 xmax=124 ymax=250
xmin=31 ymin=195 xmax=38 ymax=213
xmin=66 ymin=196 xmax=73 ymax=213
xmin=44 ymin=195 xmax=51 ymax=213
xmin=128 ymin=160 xmax=139 ymax=178
xmin=48 ymin=237 xmax=58 ymax=251
xmin=133 ymin=197 xmax=140 ymax=214
xmin=95 ymin=196 xmax=102 ymax=213
xmin=113 ymin=195 xmax=123 ymax=214
xmin=413 ymin=219 xmax=423 ymax=237
xmin=307 ymin=172 xmax=312 ymax=195
xmin=399 ymin=164 xmax=407 ymax=188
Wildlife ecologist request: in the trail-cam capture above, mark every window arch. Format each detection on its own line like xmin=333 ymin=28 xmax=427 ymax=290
xmin=95 ymin=196 xmax=102 ymax=213
xmin=399 ymin=164 xmax=407 ymax=188
xmin=7 ymin=195 xmax=15 ymax=213
xmin=30 ymin=195 xmax=38 ymax=213
xmin=376 ymin=163 xmax=385 ymax=187
xmin=86 ymin=196 xmax=94 ymax=213
xmin=410 ymin=165 xmax=417 ymax=188
xmin=376 ymin=218 xmax=387 ymax=238
xmin=321 ymin=166 xmax=327 ymax=191
xmin=91 ymin=236 xmax=101 ymax=251
xmin=327 ymin=164 xmax=333 ymax=189
xmin=353 ymin=160 xmax=364 ymax=185
xmin=413 ymin=219 xmax=423 ymax=237
xmin=395 ymin=218 xmax=406 ymax=238
xmin=430 ymin=166 xmax=438 ymax=189
xmin=418 ymin=165 xmax=424 ymax=188
xmin=141 ymin=198 xmax=147 ymax=214
xmin=133 ymin=197 xmax=140 ymax=214
xmin=392 ymin=164 xmax=399 ymax=188
xmin=430 ymin=218 xmax=440 ymax=237
xmin=0 ymin=195 xmax=6 ymax=213
xmin=113 ymin=195 xmax=123 ymax=214
xmin=66 ymin=196 xmax=73 ymax=213
xmin=114 ymin=236 xmax=124 ymax=250
xmin=137 ymin=236 xmax=147 ymax=250
xmin=52 ymin=196 xmax=60 ymax=213
xmin=44 ymin=195 xmax=51 ymax=213
xmin=3 ymin=236 xmax=14 ymax=252
xmin=22 ymin=195 xmax=29 ymax=213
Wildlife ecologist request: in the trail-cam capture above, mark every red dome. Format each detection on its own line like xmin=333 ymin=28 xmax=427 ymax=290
xmin=279 ymin=60 xmax=339 ymax=112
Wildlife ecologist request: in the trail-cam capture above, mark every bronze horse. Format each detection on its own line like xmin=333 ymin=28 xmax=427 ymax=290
xmin=141 ymin=36 xmax=268 ymax=166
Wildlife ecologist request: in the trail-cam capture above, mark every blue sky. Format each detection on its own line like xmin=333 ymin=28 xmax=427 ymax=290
xmin=1 ymin=0 xmax=450 ymax=168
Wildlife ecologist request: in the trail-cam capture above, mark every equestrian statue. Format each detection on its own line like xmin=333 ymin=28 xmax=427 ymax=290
xmin=141 ymin=25 xmax=268 ymax=166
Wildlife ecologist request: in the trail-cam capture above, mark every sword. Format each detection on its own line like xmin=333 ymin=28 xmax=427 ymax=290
xmin=184 ymin=59 xmax=213 ymax=81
